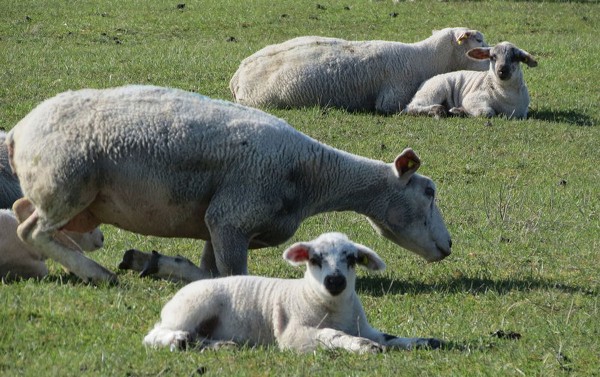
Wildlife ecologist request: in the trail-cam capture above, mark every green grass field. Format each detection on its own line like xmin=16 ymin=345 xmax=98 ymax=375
xmin=1 ymin=1 xmax=598 ymax=376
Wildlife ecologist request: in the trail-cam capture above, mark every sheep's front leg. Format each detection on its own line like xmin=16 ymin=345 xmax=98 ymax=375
xmin=207 ymin=226 xmax=249 ymax=276
xmin=279 ymin=327 xmax=384 ymax=353
xmin=315 ymin=328 xmax=385 ymax=353
xmin=405 ymin=104 xmax=448 ymax=119
xmin=16 ymin=210 xmax=115 ymax=283
xmin=358 ymin=325 xmax=443 ymax=350
xmin=379 ymin=333 xmax=443 ymax=350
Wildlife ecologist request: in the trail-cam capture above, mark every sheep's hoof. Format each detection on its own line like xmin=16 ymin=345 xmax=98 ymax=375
xmin=448 ymin=107 xmax=467 ymax=117
xmin=429 ymin=105 xmax=448 ymax=119
xmin=118 ymin=248 xmax=152 ymax=271
xmin=139 ymin=250 xmax=161 ymax=278
xmin=416 ymin=338 xmax=444 ymax=350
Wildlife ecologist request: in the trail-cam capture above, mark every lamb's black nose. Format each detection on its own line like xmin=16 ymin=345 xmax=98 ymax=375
xmin=324 ymin=274 xmax=346 ymax=296
xmin=497 ymin=66 xmax=510 ymax=80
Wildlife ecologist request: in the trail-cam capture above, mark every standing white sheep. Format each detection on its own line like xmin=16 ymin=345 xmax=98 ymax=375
xmin=7 ymin=85 xmax=452 ymax=283
xmin=0 ymin=131 xmax=22 ymax=209
xmin=229 ymin=27 xmax=489 ymax=113
xmin=405 ymin=42 xmax=538 ymax=119
xmin=0 ymin=199 xmax=104 ymax=281
xmin=143 ymin=232 xmax=442 ymax=353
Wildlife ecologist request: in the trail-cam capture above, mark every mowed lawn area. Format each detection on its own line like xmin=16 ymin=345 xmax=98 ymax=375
xmin=0 ymin=1 xmax=598 ymax=376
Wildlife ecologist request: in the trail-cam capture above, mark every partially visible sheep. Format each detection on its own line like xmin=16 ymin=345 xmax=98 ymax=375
xmin=0 ymin=131 xmax=22 ymax=209
xmin=143 ymin=232 xmax=442 ymax=353
xmin=229 ymin=27 xmax=489 ymax=113
xmin=7 ymin=85 xmax=452 ymax=283
xmin=405 ymin=42 xmax=538 ymax=119
xmin=0 ymin=199 xmax=104 ymax=281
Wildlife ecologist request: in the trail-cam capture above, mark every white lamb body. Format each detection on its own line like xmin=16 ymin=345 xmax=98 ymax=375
xmin=230 ymin=27 xmax=489 ymax=113
xmin=7 ymin=85 xmax=451 ymax=283
xmin=144 ymin=233 xmax=442 ymax=353
xmin=405 ymin=42 xmax=538 ymax=119
xmin=0 ymin=207 xmax=104 ymax=280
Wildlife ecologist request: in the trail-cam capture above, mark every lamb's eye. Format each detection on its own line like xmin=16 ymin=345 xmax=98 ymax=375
xmin=309 ymin=256 xmax=322 ymax=268
xmin=425 ymin=186 xmax=435 ymax=198
xmin=346 ymin=254 xmax=357 ymax=268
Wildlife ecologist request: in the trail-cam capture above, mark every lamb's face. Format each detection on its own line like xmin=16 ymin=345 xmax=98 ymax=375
xmin=490 ymin=43 xmax=524 ymax=81
xmin=283 ymin=232 xmax=385 ymax=298
xmin=468 ymin=42 xmax=538 ymax=83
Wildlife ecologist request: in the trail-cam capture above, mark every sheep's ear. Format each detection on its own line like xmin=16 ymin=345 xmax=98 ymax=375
xmin=518 ymin=49 xmax=538 ymax=67
xmin=355 ymin=245 xmax=386 ymax=272
xmin=456 ymin=31 xmax=472 ymax=45
xmin=283 ymin=242 xmax=312 ymax=266
xmin=394 ymin=148 xmax=421 ymax=182
xmin=467 ymin=47 xmax=491 ymax=61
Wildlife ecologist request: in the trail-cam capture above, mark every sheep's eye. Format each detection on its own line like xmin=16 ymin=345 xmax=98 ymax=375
xmin=475 ymin=37 xmax=483 ymax=43
xmin=309 ymin=256 xmax=322 ymax=268
xmin=489 ymin=55 xmax=496 ymax=61
xmin=346 ymin=254 xmax=357 ymax=268
xmin=425 ymin=186 xmax=435 ymax=198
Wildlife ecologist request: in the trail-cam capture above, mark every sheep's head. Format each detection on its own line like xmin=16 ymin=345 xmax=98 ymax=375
xmin=468 ymin=42 xmax=538 ymax=82
xmin=283 ymin=232 xmax=385 ymax=298
xmin=437 ymin=27 xmax=489 ymax=71
xmin=366 ymin=148 xmax=452 ymax=263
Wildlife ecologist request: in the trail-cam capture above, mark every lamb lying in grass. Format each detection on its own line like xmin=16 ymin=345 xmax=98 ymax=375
xmin=405 ymin=42 xmax=538 ymax=119
xmin=143 ymin=232 xmax=442 ymax=353
xmin=0 ymin=199 xmax=104 ymax=281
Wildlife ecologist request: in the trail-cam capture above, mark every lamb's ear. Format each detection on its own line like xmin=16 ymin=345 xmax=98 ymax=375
xmin=394 ymin=148 xmax=421 ymax=182
xmin=467 ymin=47 xmax=491 ymax=61
xmin=355 ymin=244 xmax=386 ymax=272
xmin=517 ymin=49 xmax=538 ymax=67
xmin=283 ymin=242 xmax=312 ymax=266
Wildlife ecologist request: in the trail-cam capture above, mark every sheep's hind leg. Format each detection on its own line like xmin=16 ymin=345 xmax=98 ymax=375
xmin=16 ymin=209 xmax=115 ymax=284
xmin=119 ymin=249 xmax=210 ymax=282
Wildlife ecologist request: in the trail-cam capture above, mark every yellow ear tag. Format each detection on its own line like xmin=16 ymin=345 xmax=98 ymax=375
xmin=457 ymin=39 xmax=463 ymax=45
xmin=407 ymin=160 xmax=415 ymax=169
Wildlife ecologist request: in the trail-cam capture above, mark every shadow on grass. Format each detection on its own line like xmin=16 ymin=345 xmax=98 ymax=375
xmin=528 ymin=109 xmax=596 ymax=126
xmin=356 ymin=275 xmax=597 ymax=297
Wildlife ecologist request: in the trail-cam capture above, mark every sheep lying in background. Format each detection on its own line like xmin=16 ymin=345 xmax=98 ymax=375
xmin=144 ymin=232 xmax=442 ymax=353
xmin=0 ymin=199 xmax=104 ymax=281
xmin=0 ymin=131 xmax=22 ymax=209
xmin=405 ymin=42 xmax=538 ymax=119
xmin=230 ymin=27 xmax=489 ymax=113
xmin=7 ymin=85 xmax=452 ymax=283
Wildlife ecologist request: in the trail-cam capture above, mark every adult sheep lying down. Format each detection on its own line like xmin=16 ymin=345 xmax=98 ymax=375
xmin=7 ymin=85 xmax=452 ymax=283
xmin=230 ymin=27 xmax=489 ymax=113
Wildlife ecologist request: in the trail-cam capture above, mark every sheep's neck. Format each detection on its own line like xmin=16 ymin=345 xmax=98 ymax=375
xmin=303 ymin=148 xmax=388 ymax=216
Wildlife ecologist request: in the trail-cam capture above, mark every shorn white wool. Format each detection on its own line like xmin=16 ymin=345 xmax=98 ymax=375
xmin=230 ymin=27 xmax=489 ymax=113
xmin=7 ymin=85 xmax=451 ymax=283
